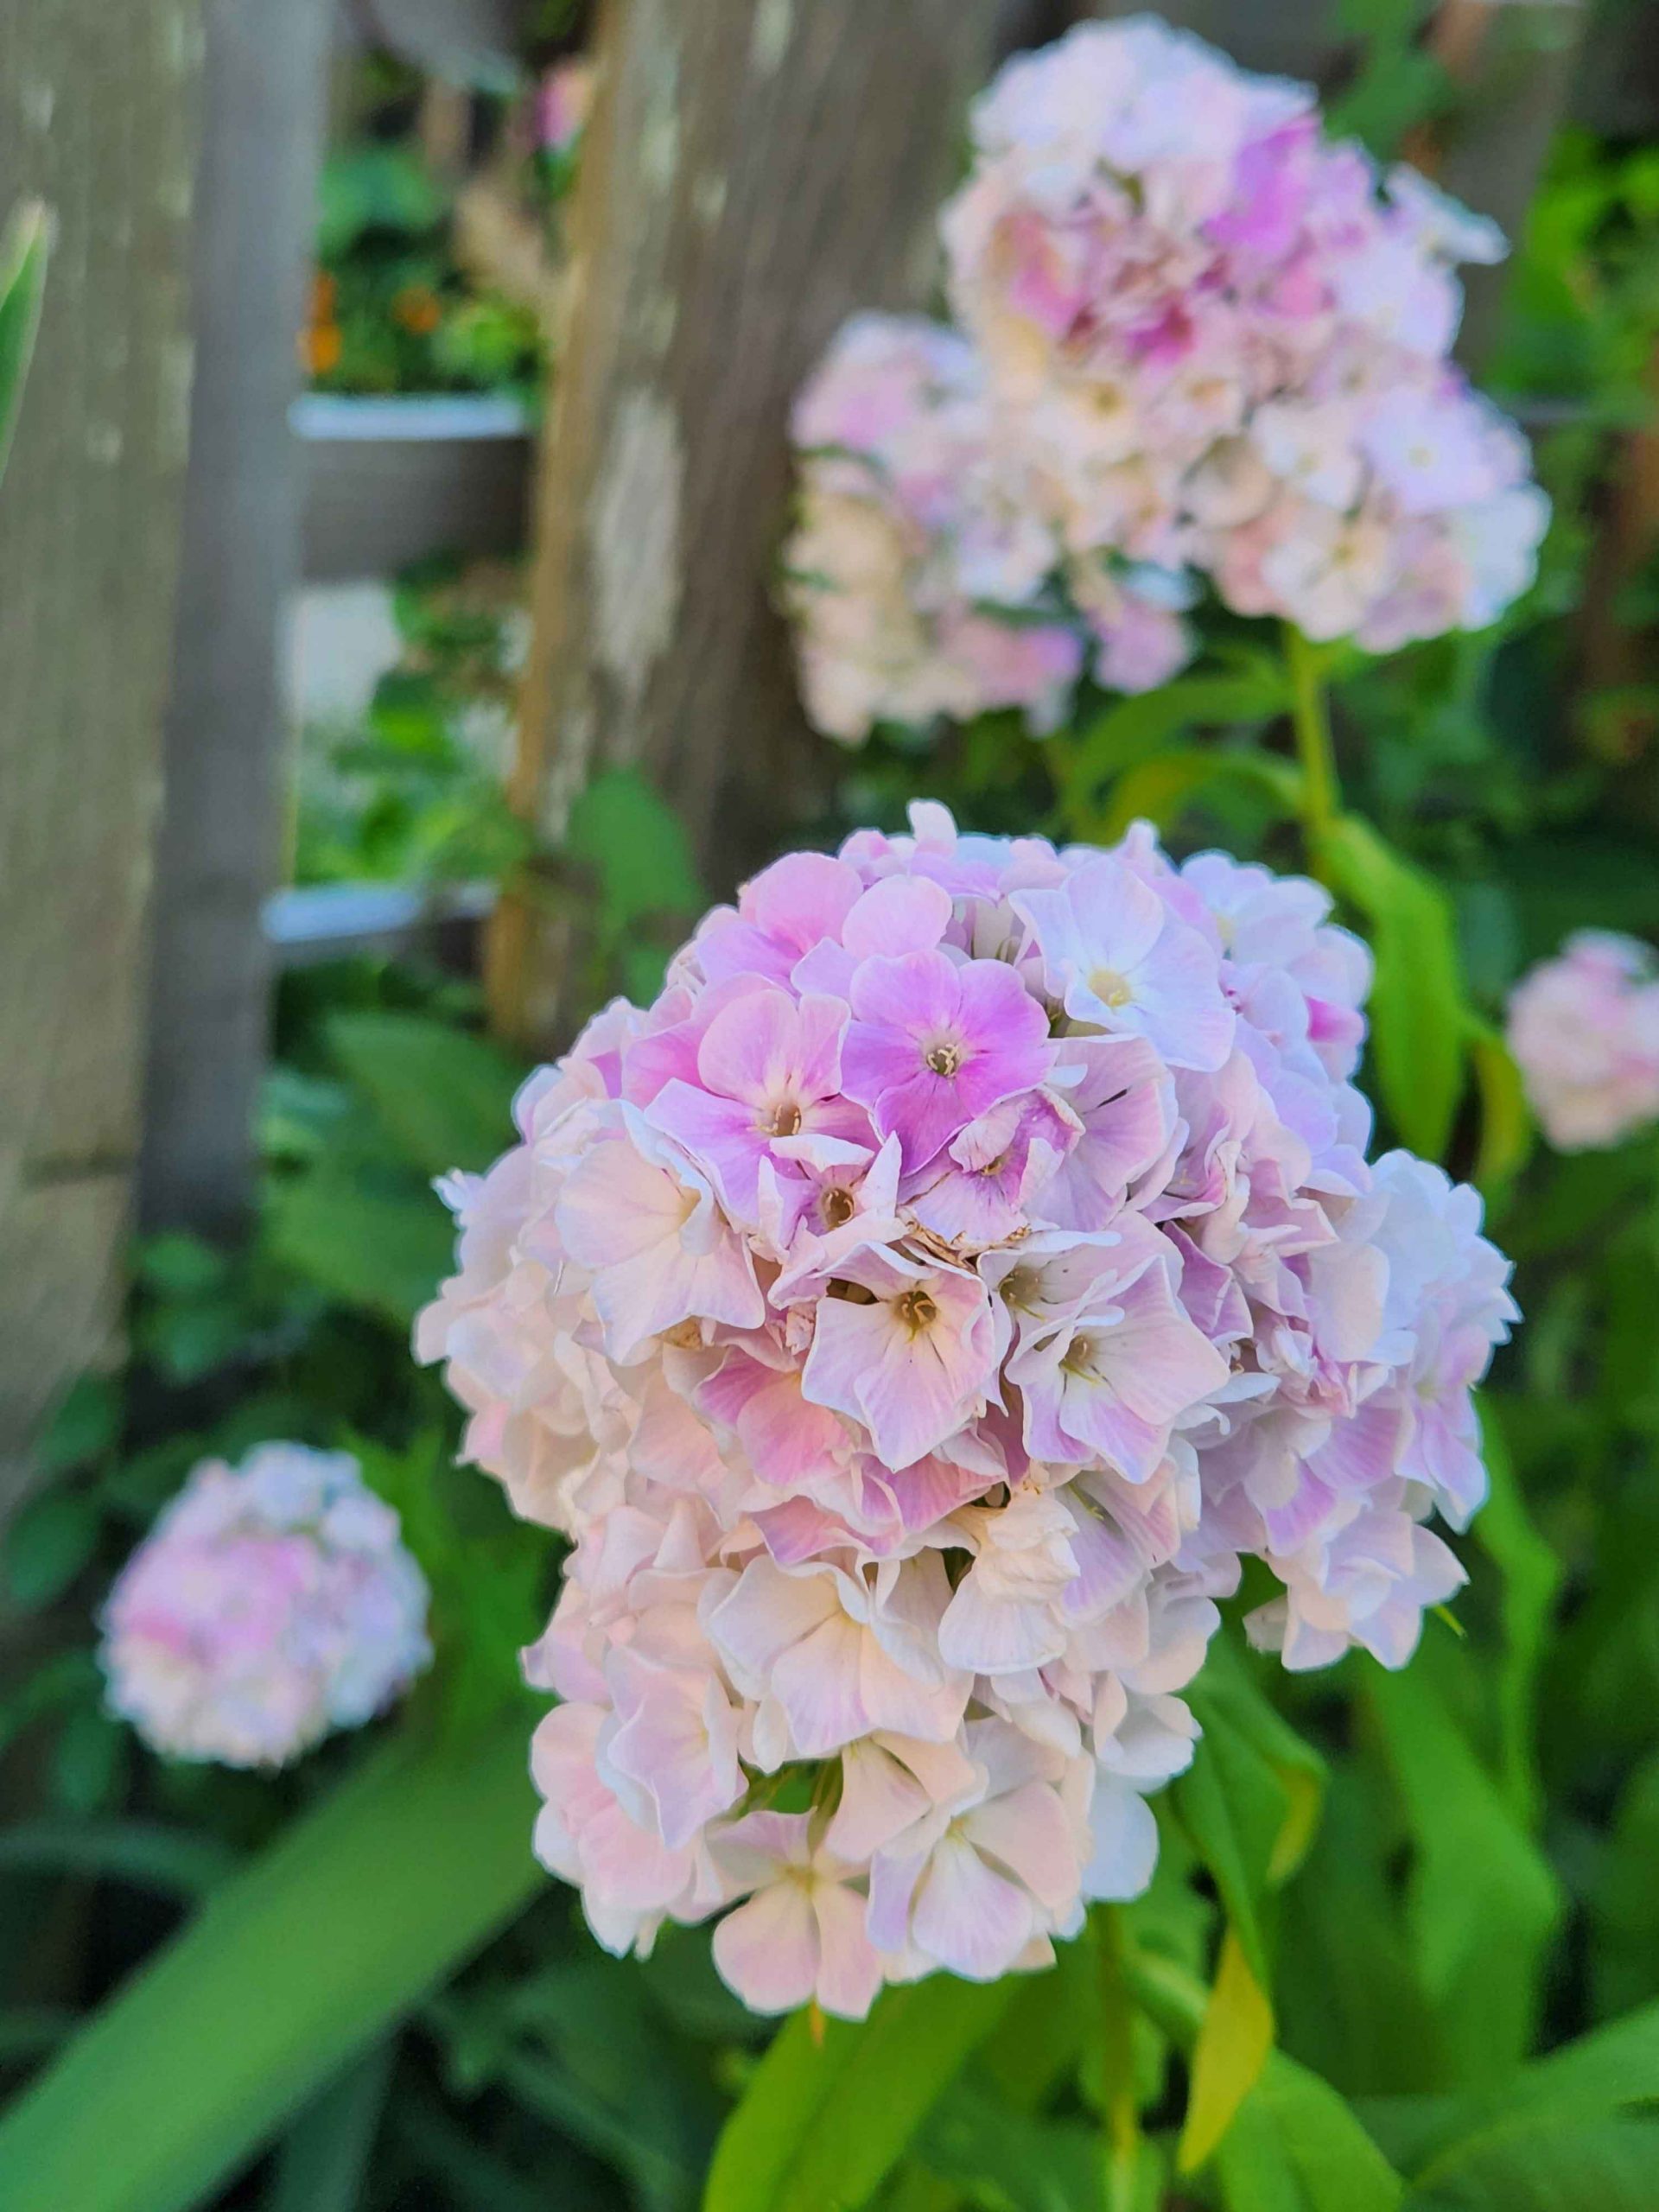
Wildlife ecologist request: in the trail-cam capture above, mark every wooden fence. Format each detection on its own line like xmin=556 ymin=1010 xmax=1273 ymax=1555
xmin=0 ymin=0 xmax=1631 ymax=1512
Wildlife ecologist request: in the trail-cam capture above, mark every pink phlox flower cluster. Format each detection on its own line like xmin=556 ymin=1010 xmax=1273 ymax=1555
xmin=787 ymin=19 xmax=1546 ymax=744
xmin=99 ymin=1444 xmax=431 ymax=1768
xmin=419 ymin=804 xmax=1515 ymax=2017
xmin=1506 ymin=931 xmax=1659 ymax=1152
xmin=786 ymin=315 xmax=1187 ymax=742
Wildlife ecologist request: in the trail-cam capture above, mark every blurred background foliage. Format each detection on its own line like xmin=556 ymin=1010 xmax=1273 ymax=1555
xmin=3 ymin=4 xmax=1659 ymax=2209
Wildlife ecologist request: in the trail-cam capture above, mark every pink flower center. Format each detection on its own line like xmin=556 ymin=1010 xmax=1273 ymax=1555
xmin=820 ymin=1186 xmax=856 ymax=1230
xmin=925 ymin=1041 xmax=963 ymax=1077
xmin=895 ymin=1288 xmax=940 ymax=1337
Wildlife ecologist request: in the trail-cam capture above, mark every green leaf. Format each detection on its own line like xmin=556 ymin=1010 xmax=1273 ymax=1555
xmin=1122 ymin=1947 xmax=1402 ymax=2212
xmin=976 ymin=1940 xmax=1090 ymax=2113
xmin=1471 ymin=1401 xmax=1560 ymax=1829
xmin=1097 ymin=747 xmax=1304 ymax=843
xmin=316 ymin=147 xmax=448 ymax=257
xmin=325 ymin=1011 xmax=522 ymax=1177
xmin=0 ymin=1820 xmax=238 ymax=1898
xmin=0 ymin=1650 xmax=100 ymax=1763
xmin=267 ymin=2044 xmax=393 ymax=2212
xmin=565 ymin=769 xmax=702 ymax=940
xmin=1218 ymin=2050 xmax=1405 ymax=2212
xmin=52 ymin=1703 xmax=127 ymax=1815
xmin=0 ymin=1722 xmax=540 ymax=2212
xmin=3 ymin=1487 xmax=99 ymax=1608
xmin=1406 ymin=2004 xmax=1659 ymax=2205
xmin=1465 ymin=1020 xmax=1534 ymax=1199
xmin=0 ymin=200 xmax=51 ymax=486
xmin=37 ymin=1375 xmax=121 ymax=1474
xmin=1179 ymin=1654 xmax=1327 ymax=1983
xmin=265 ymin=1165 xmax=454 ymax=1324
xmin=1175 ymin=1660 xmax=1327 ymax=2168
xmin=1058 ymin=671 xmax=1288 ymax=810
xmin=1366 ymin=1666 xmax=1563 ymax=2087
xmin=918 ymin=2077 xmax=1103 ymax=2212
xmin=1412 ymin=2116 xmax=1659 ymax=2212
xmin=493 ymin=1960 xmax=721 ymax=2210
xmin=1319 ymin=815 xmax=1466 ymax=1161
xmin=704 ymin=1974 xmax=1014 ymax=2212
xmin=137 ymin=1232 xmax=231 ymax=1301
xmin=1593 ymin=1754 xmax=1659 ymax=2018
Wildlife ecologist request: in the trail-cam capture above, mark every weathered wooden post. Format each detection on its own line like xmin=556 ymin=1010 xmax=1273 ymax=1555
xmin=486 ymin=0 xmax=1024 ymax=1049
xmin=138 ymin=0 xmax=334 ymax=1236
xmin=0 ymin=3 xmax=206 ymax=1513
xmin=1411 ymin=0 xmax=1588 ymax=366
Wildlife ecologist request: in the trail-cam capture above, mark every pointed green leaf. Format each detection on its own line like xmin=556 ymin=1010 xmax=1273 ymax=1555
xmin=1181 ymin=1927 xmax=1276 ymax=2172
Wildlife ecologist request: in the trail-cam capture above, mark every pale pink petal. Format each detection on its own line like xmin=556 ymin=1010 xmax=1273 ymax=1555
xmin=713 ymin=1881 xmax=823 ymax=2013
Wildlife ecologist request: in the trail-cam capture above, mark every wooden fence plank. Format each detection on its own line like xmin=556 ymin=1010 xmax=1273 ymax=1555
xmin=138 ymin=0 xmax=334 ymax=1236
xmin=0 ymin=3 xmax=206 ymax=1513
xmin=1425 ymin=3 xmax=1589 ymax=367
xmin=486 ymin=0 xmax=1023 ymax=1049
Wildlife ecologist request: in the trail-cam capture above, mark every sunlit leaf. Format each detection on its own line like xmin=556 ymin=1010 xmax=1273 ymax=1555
xmin=1181 ymin=1928 xmax=1275 ymax=2173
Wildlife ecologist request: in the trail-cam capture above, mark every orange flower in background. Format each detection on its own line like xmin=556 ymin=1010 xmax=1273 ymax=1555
xmin=301 ymin=267 xmax=341 ymax=375
xmin=393 ymin=284 xmax=442 ymax=336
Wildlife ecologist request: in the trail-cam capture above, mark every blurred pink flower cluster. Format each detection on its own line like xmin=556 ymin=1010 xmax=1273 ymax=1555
xmin=535 ymin=59 xmax=593 ymax=158
xmin=419 ymin=805 xmax=1515 ymax=2017
xmin=1506 ymin=931 xmax=1659 ymax=1152
xmin=787 ymin=16 xmax=1546 ymax=745
xmin=99 ymin=1445 xmax=431 ymax=1768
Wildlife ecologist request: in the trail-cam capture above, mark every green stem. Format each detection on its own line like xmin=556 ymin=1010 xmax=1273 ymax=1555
xmin=1284 ymin=622 xmax=1340 ymax=855
xmin=1096 ymin=1908 xmax=1143 ymax=2212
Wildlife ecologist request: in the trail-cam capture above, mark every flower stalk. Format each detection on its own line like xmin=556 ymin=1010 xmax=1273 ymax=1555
xmin=1285 ymin=622 xmax=1340 ymax=856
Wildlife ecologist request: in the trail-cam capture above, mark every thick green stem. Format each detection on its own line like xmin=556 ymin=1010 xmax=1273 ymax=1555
xmin=1284 ymin=622 xmax=1340 ymax=854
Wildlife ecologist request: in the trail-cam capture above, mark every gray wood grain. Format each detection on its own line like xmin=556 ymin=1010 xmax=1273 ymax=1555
xmin=0 ymin=3 xmax=205 ymax=1513
xmin=487 ymin=0 xmax=1017 ymax=1048
xmin=139 ymin=0 xmax=333 ymax=1235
